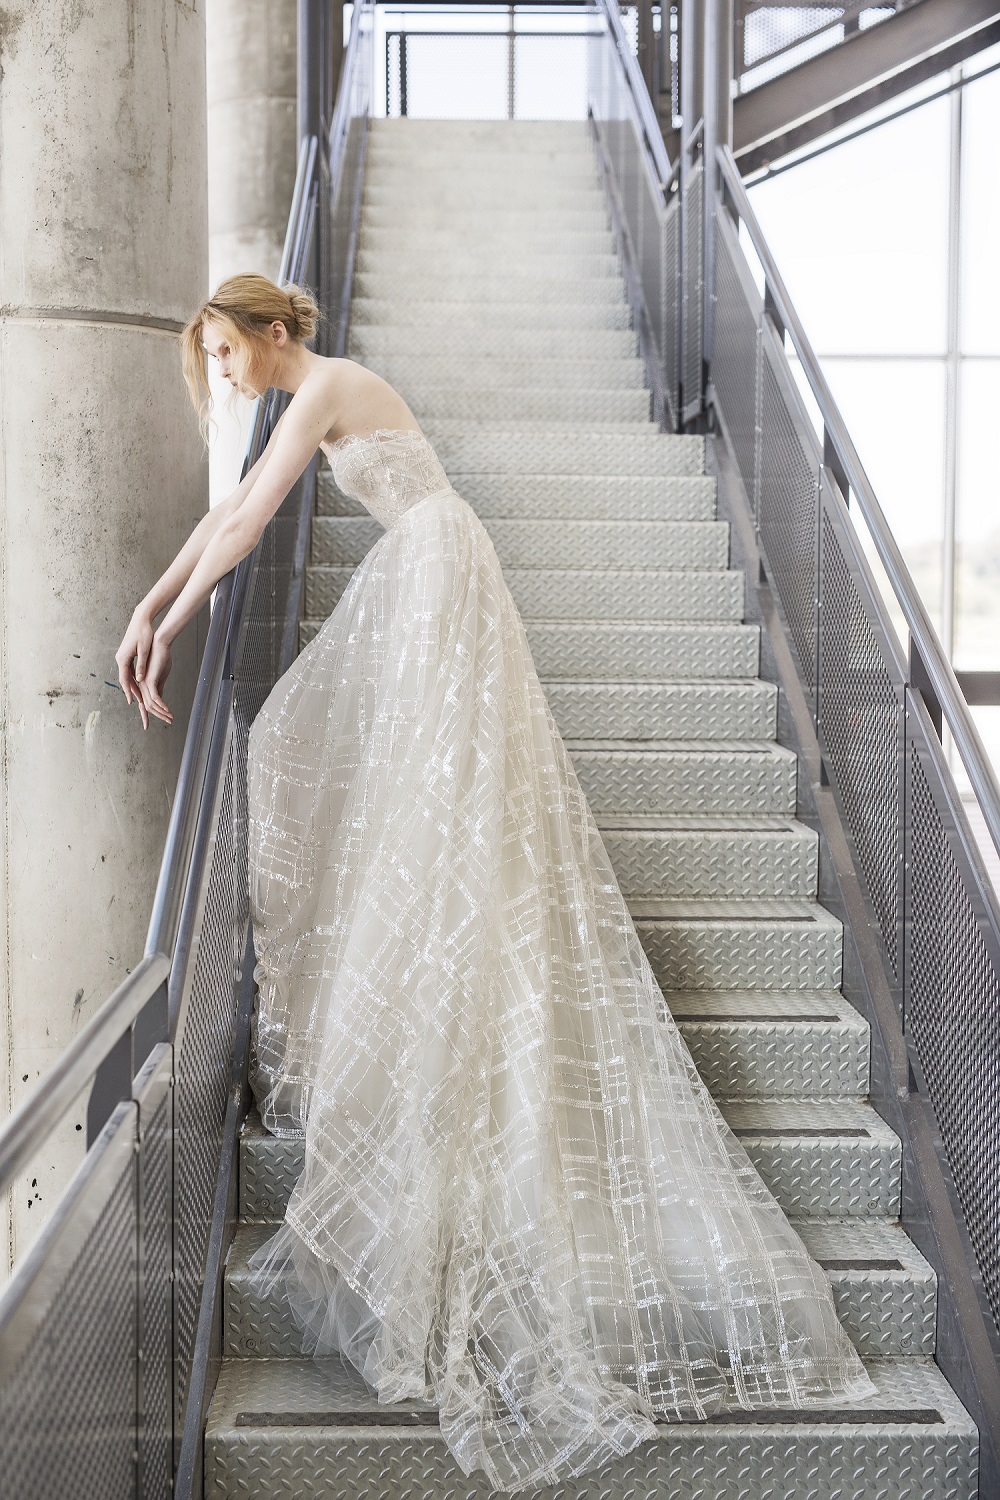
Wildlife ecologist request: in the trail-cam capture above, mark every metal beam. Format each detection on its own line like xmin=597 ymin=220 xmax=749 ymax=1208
xmin=739 ymin=25 xmax=1000 ymax=178
xmin=734 ymin=0 xmax=1000 ymax=162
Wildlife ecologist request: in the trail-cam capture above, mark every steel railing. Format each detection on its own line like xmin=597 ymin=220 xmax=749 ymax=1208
xmin=707 ymin=138 xmax=1000 ymax=1483
xmin=590 ymin=0 xmax=1000 ymax=1486
xmin=588 ymin=0 xmax=682 ymax=429
xmin=0 ymin=4 xmax=375 ymax=1496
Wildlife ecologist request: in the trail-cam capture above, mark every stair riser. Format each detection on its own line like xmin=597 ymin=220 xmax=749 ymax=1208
xmin=367 ymin=159 xmax=601 ymax=182
xmin=311 ymin=517 xmax=729 ymax=570
xmin=637 ymin=918 xmax=842 ymax=992
xmin=361 ymin=202 xmax=611 ymax=225
xmin=525 ymin=624 xmax=760 ymax=681
xmin=359 ymin=208 xmax=611 ymax=234
xmin=207 ymin=1407 xmax=976 ymax=1500
xmin=317 ymin=471 xmax=718 ymax=519
xmin=573 ymin=752 xmax=796 ymax=817
xmin=349 ymin=329 xmax=639 ymax=360
xmin=542 ymin=682 xmax=777 ymax=740
xmin=596 ymin=828 xmax=819 ymax=898
xmin=352 ymin=275 xmax=629 ymax=306
xmin=417 ymin=428 xmax=705 ymax=474
xmin=353 ymin=354 xmax=645 ymax=389
xmin=359 ymin=223 xmax=611 ymax=250
xmin=354 ymin=250 xmax=621 ymax=278
xmin=238 ymin=1123 xmax=893 ymax=1228
xmin=299 ymin=619 xmax=761 ymax=679
xmin=224 ymin=1244 xmax=929 ymax=1360
xmin=402 ymin=388 xmax=650 ymax=422
xmin=349 ymin=300 xmax=634 ymax=330
xmin=306 ymin=565 xmax=744 ymax=622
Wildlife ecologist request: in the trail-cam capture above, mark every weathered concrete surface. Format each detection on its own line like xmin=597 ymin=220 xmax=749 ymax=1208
xmin=0 ymin=0 xmax=209 ymax=1277
xmin=207 ymin=0 xmax=297 ymax=503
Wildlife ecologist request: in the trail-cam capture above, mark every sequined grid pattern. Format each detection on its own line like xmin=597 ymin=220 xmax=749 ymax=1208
xmin=244 ymin=427 xmax=877 ymax=1492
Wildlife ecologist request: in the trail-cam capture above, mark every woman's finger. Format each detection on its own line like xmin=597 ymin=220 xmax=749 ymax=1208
xmin=139 ymin=677 xmax=171 ymax=725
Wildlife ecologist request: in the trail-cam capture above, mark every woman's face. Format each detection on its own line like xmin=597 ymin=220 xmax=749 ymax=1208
xmin=202 ymin=321 xmax=237 ymax=387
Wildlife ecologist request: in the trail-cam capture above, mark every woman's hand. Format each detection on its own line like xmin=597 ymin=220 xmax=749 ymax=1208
xmin=138 ymin=633 xmax=174 ymax=728
xmin=115 ymin=609 xmax=156 ymax=728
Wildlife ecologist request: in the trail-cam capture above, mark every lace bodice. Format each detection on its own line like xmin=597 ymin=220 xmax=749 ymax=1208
xmin=320 ymin=427 xmax=455 ymax=530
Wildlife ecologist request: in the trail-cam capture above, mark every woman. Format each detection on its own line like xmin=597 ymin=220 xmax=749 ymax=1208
xmin=118 ymin=273 xmax=878 ymax=1493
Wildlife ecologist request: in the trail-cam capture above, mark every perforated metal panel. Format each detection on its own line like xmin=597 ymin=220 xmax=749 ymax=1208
xmin=712 ymin=209 xmax=761 ymax=511
xmin=136 ymin=1047 xmax=174 ymax=1499
xmin=905 ymin=698 xmax=1000 ymax=1340
xmin=735 ymin=1 xmax=913 ymax=95
xmin=757 ymin=322 xmax=819 ymax=696
xmin=661 ymin=195 xmax=682 ymax=429
xmin=173 ymin=738 xmax=239 ymax=1434
xmin=0 ymin=1103 xmax=138 ymax=1500
xmin=682 ymin=158 xmax=704 ymax=418
xmin=819 ymin=500 xmax=904 ymax=983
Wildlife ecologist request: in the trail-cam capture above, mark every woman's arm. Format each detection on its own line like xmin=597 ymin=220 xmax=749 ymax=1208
xmin=136 ymin=376 xmax=335 ymax=726
xmin=116 ymin=409 xmax=290 ymax=727
xmin=139 ymin=408 xmax=291 ymax=624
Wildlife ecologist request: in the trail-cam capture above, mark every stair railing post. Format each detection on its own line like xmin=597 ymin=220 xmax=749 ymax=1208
xmin=702 ymin=0 xmax=734 ymax=399
xmin=297 ymin=0 xmax=322 ymax=151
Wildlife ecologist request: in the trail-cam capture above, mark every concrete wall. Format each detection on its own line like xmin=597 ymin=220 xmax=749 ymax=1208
xmin=206 ymin=0 xmax=298 ymax=504
xmin=0 ymin=0 xmax=209 ymax=1274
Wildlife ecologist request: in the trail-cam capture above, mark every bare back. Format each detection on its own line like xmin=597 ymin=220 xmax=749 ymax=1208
xmin=320 ymin=357 xmax=421 ymax=446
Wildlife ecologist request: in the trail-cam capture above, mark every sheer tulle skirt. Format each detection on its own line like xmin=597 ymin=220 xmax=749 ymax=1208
xmin=244 ymin=487 xmax=878 ymax=1492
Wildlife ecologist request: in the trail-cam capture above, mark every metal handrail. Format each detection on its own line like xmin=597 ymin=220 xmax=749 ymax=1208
xmin=716 ymin=143 xmax=1000 ymax=868
xmin=600 ymin=0 xmax=674 ymax=191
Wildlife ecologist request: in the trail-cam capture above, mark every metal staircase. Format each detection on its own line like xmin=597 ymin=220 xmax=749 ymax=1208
xmin=203 ymin=118 xmax=979 ymax=1499
xmin=4 ymin=5 xmax=1000 ymax=1497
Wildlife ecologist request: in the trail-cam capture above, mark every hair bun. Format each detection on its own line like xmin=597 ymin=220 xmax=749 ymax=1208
xmin=284 ymin=283 xmax=320 ymax=341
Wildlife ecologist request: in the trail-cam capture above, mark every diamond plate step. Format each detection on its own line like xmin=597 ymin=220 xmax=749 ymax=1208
xmin=367 ymin=155 xmax=602 ymax=181
xmin=352 ymin=275 xmax=629 ymax=307
xmin=353 ymin=250 xmax=622 ymax=282
xmin=306 ymin=564 xmax=743 ymax=622
xmin=598 ymin=817 xmax=817 ymax=898
xmin=316 ymin=470 xmax=718 ymax=520
xmin=348 ymin=323 xmax=634 ymax=358
xmin=668 ymin=985 xmax=867 ymax=1094
xmin=541 ymin=680 xmax=778 ymax=740
xmin=349 ymin=298 xmax=634 ymax=330
xmin=634 ymin=900 xmax=843 ymax=993
xmin=205 ymin=1355 xmax=977 ymax=1500
xmin=716 ymin=1098 xmax=902 ymax=1215
xmin=239 ymin=1093 xmax=896 ymax=1231
xmin=224 ymin=1209 xmax=932 ymax=1362
xmin=362 ymin=180 xmax=606 ymax=205
xmin=417 ymin=424 xmax=703 ymax=474
xmin=568 ymin=740 xmax=796 ymax=816
xmin=404 ymin=386 xmax=650 ymax=422
xmin=310 ymin=516 xmax=728 ymax=570
xmin=299 ymin=619 xmax=761 ymax=678
xmin=368 ymin=118 xmax=591 ymax=140
xmin=359 ymin=211 xmax=611 ymax=237
xmin=353 ymin=352 xmax=644 ymax=389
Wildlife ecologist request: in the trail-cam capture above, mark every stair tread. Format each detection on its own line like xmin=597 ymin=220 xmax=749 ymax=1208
xmin=565 ymin=737 xmax=793 ymax=753
xmin=666 ymin=984 xmax=859 ymax=1020
xmin=206 ymin=1354 xmax=975 ymax=1434
xmin=239 ymin=1093 xmax=892 ymax=1151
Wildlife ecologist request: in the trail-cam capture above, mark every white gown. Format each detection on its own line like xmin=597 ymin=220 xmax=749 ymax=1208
xmin=244 ymin=426 xmax=878 ymax=1492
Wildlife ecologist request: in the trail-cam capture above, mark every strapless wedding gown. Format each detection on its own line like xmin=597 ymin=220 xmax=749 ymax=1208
xmin=244 ymin=427 xmax=878 ymax=1492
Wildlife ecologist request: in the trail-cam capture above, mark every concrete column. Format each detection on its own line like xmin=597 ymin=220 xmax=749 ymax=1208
xmin=0 ymin=1 xmax=209 ymax=1274
xmin=206 ymin=0 xmax=298 ymax=503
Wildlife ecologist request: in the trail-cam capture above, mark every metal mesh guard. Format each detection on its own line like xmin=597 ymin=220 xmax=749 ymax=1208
xmin=906 ymin=723 xmax=1000 ymax=1338
xmin=819 ymin=508 xmax=903 ymax=981
xmin=0 ymin=1106 xmax=138 ymax=1500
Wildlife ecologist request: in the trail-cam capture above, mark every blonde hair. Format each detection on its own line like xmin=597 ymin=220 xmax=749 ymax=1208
xmin=180 ymin=272 xmax=321 ymax=444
